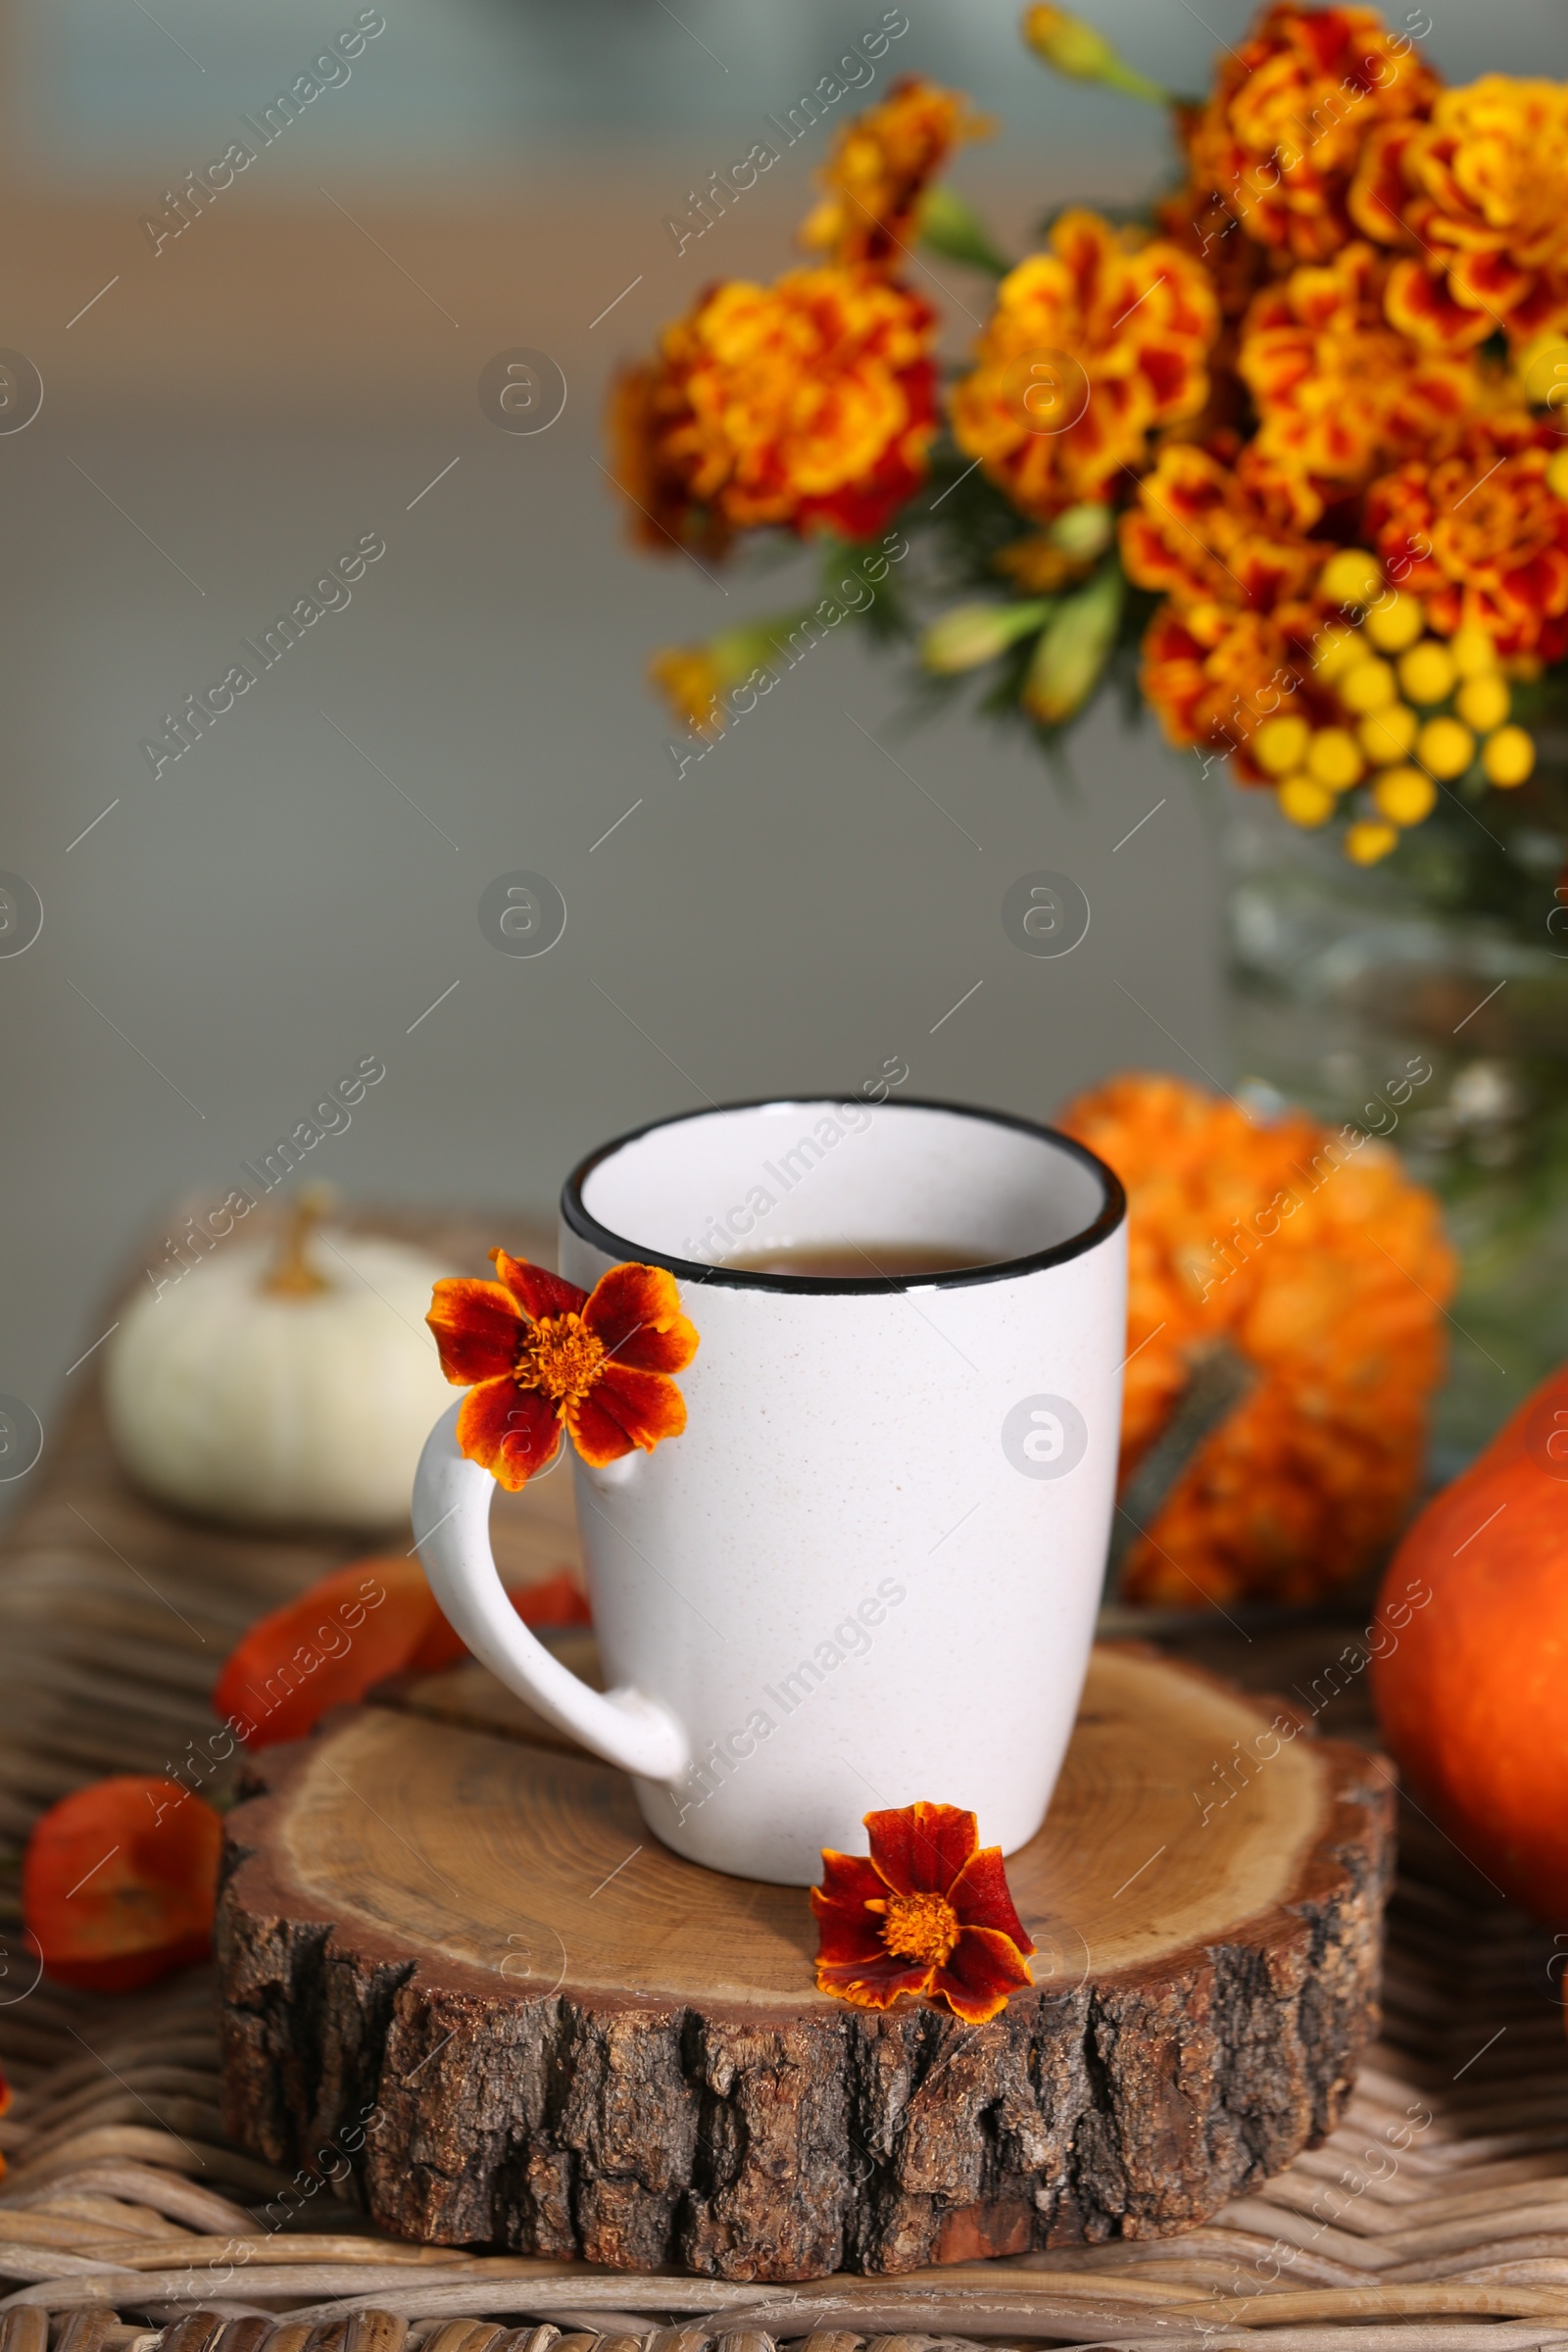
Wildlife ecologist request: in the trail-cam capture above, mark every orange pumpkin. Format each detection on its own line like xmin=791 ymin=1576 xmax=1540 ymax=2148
xmin=1370 ymin=1364 xmax=1568 ymax=1920
xmin=1058 ymin=1073 xmax=1454 ymax=1606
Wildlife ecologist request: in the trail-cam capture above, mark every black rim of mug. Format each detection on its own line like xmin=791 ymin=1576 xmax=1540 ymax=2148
xmin=560 ymin=1095 xmax=1127 ymax=1294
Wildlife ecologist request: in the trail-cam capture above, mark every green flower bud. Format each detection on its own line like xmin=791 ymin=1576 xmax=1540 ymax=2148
xmin=1021 ymin=7 xmax=1169 ymax=105
xmin=920 ymin=600 xmax=1054 ymax=674
xmin=1021 ymin=562 xmax=1124 ymax=724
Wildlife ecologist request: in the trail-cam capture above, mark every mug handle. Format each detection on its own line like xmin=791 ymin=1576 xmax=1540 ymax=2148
xmin=413 ymin=1401 xmax=689 ymax=1783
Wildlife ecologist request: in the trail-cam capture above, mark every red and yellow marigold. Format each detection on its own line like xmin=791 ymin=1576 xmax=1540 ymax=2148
xmin=1178 ymin=5 xmax=1439 ymax=265
xmin=1352 ymin=77 xmax=1568 ymax=351
xmin=1121 ymin=443 xmax=1332 ymax=765
xmin=1239 ymin=240 xmax=1477 ymax=518
xmin=950 ymin=209 xmax=1217 ymax=521
xmin=1365 ymin=415 xmax=1568 ymax=661
xmin=428 ymin=1250 xmax=699 ymax=1491
xmin=1121 ymin=441 xmax=1323 ymax=615
xmin=610 ymin=267 xmax=938 ymax=556
xmin=1058 ymin=1074 xmax=1454 ymax=1608
xmin=812 ymin=1801 xmax=1035 ymax=2022
xmin=801 ymin=75 xmax=991 ymax=270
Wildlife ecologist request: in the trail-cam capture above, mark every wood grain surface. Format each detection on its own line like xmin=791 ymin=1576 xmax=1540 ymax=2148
xmin=219 ymin=1647 xmax=1392 ymax=2280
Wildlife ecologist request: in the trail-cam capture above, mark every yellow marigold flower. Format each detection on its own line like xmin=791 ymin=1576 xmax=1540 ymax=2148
xmin=1254 ymin=714 xmax=1310 ymax=776
xmin=951 ymin=209 xmax=1217 ymax=522
xmin=1455 ymin=673 xmax=1510 ymax=733
xmin=1373 ymin=765 xmax=1437 ymax=827
xmin=1312 ymin=622 xmax=1364 ymax=683
xmin=1339 ymin=656 xmax=1396 ymax=713
xmin=1398 ymin=640 xmax=1455 ymax=706
xmin=1416 ymin=715 xmax=1475 ymax=780
xmin=1319 ymin=549 xmax=1383 ymax=608
xmin=1363 ymin=591 xmax=1425 ymax=652
xmin=1449 ymin=624 xmax=1499 ymax=678
xmin=1278 ymin=774 xmax=1336 ymax=828
xmin=610 ymin=267 xmax=938 ymax=558
xmin=1307 ymin=728 xmax=1364 ymax=791
xmin=1516 ymin=333 xmax=1568 ymax=414
xmin=1178 ymin=5 xmax=1440 ymax=264
xmin=648 ymin=617 xmax=807 ymax=740
xmin=1483 ymin=724 xmax=1537 ymax=787
xmin=1353 ymin=78 xmax=1568 ymax=352
xmin=1346 ymin=818 xmax=1399 ymax=865
xmin=1239 ymin=243 xmax=1477 ymax=523
xmin=802 ymin=77 xmax=992 ymax=270
xmin=650 ymin=646 xmax=728 ymax=741
xmin=1358 ymin=703 xmax=1418 ymax=765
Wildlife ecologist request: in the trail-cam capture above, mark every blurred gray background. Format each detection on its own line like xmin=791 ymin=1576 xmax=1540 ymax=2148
xmin=3 ymin=0 xmax=1564 ymax=1500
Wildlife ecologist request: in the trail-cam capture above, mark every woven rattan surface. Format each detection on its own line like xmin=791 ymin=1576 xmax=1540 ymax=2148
xmin=1 ymin=1210 xmax=1564 ymax=2351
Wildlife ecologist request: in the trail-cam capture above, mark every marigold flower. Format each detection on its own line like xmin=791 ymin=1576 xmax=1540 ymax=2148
xmin=1121 ymin=442 xmax=1324 ymax=615
xmin=1178 ymin=5 xmax=1439 ymax=265
xmin=1121 ymin=443 xmax=1338 ymax=769
xmin=427 ymin=1250 xmax=699 ymax=1490
xmin=649 ymin=645 xmax=728 ymax=741
xmin=1239 ymin=241 xmax=1477 ymax=518
xmin=801 ymin=76 xmax=992 ymax=270
xmin=1365 ymin=416 xmax=1568 ymax=661
xmin=1057 ymin=1074 xmax=1455 ymax=1607
xmin=24 ymin=1778 xmax=222 ymax=1993
xmin=1352 ymin=78 xmax=1568 ymax=351
xmin=950 ymin=209 xmax=1217 ymax=522
xmin=648 ymin=617 xmax=803 ymax=741
xmin=610 ymin=267 xmax=939 ymax=557
xmin=1138 ymin=602 xmax=1313 ymax=763
xmin=812 ymin=1801 xmax=1035 ymax=2023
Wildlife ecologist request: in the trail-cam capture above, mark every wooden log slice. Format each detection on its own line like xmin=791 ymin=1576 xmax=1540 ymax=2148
xmin=218 ymin=1645 xmax=1392 ymax=2284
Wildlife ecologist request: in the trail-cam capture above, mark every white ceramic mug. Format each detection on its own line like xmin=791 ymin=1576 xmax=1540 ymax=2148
xmin=415 ymin=1097 xmax=1127 ymax=1886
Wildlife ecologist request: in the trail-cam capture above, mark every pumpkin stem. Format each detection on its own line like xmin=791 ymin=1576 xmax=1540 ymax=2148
xmin=1103 ymin=1339 xmax=1256 ymax=1601
xmin=263 ymin=1187 xmax=333 ymax=1297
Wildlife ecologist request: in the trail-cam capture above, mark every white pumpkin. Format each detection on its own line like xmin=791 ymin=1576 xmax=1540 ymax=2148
xmin=104 ymin=1199 xmax=457 ymax=1528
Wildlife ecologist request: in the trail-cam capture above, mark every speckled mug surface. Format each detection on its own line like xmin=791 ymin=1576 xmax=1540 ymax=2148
xmin=415 ymin=1097 xmax=1127 ymax=1885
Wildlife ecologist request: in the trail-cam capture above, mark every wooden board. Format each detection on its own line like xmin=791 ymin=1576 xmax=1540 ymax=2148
xmin=218 ymin=1645 xmax=1392 ymax=2284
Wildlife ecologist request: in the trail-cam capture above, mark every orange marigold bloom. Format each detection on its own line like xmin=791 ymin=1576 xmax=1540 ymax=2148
xmin=1139 ymin=602 xmax=1325 ymax=767
xmin=1121 ymin=442 xmax=1323 ymax=613
xmin=649 ymin=645 xmax=727 ymax=741
xmin=24 ymin=1777 xmax=222 ymax=1994
xmin=1365 ymin=415 xmax=1568 ymax=661
xmin=950 ymin=209 xmax=1217 ymax=522
xmin=1239 ymin=240 xmax=1477 ymax=519
xmin=1352 ymin=78 xmax=1568 ymax=351
xmin=428 ymin=1250 xmax=699 ymax=1491
xmin=1057 ymin=1074 xmax=1455 ymax=1609
xmin=610 ymin=268 xmax=938 ymax=557
xmin=811 ymin=1802 xmax=1035 ymax=2024
xmin=1121 ymin=444 xmax=1333 ymax=766
xmin=1157 ymin=176 xmax=1273 ymax=327
xmin=802 ymin=76 xmax=991 ymax=270
xmin=1179 ymin=4 xmax=1439 ymax=265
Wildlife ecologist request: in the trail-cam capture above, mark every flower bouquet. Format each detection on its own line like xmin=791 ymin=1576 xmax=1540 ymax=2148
xmin=608 ymin=4 xmax=1568 ymax=1460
